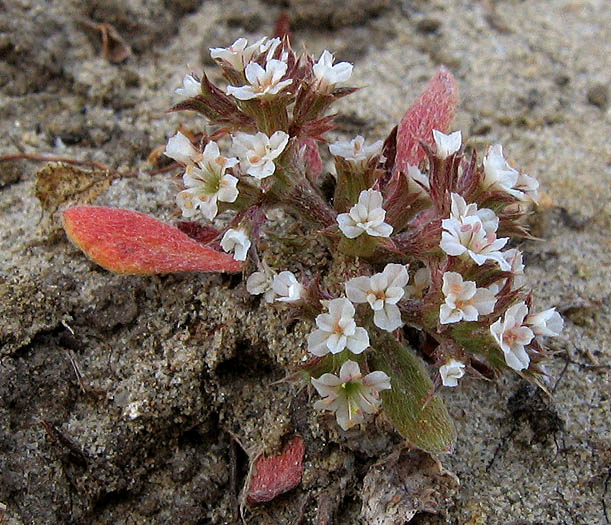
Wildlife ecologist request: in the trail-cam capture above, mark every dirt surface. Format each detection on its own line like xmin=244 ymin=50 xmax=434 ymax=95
xmin=0 ymin=0 xmax=609 ymax=523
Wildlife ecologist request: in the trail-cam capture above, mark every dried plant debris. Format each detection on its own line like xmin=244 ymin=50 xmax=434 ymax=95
xmin=34 ymin=163 xmax=116 ymax=237
xmin=360 ymin=447 xmax=459 ymax=524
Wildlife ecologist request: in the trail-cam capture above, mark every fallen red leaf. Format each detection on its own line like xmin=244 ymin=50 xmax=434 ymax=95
xmin=63 ymin=206 xmax=242 ymax=274
xmin=246 ymin=435 xmax=305 ymax=505
xmin=395 ymin=67 xmax=459 ymax=172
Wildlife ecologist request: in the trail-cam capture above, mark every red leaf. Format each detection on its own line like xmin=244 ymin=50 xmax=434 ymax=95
xmin=246 ymin=435 xmax=305 ymax=505
xmin=395 ymin=67 xmax=459 ymax=172
xmin=63 ymin=206 xmax=242 ymax=274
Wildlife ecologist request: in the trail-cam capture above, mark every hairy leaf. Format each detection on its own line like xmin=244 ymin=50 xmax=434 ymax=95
xmin=246 ymin=435 xmax=305 ymax=505
xmin=395 ymin=67 xmax=459 ymax=172
xmin=63 ymin=206 xmax=242 ymax=274
xmin=373 ymin=333 xmax=456 ymax=454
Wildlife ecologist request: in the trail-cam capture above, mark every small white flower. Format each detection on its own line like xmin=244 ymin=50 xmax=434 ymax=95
xmin=515 ymin=172 xmax=539 ymax=202
xmin=329 ymin=135 xmax=383 ymax=163
xmin=175 ymin=73 xmax=201 ymax=97
xmin=490 ymin=302 xmax=534 ymax=371
xmin=337 ymin=189 xmax=393 ymax=239
xmin=246 ymin=267 xmax=276 ymax=303
xmin=307 ymin=298 xmax=370 ymax=356
xmin=432 ymin=129 xmax=462 ymax=159
xmin=312 ymin=49 xmax=353 ymax=94
xmin=407 ymin=165 xmax=430 ymax=195
xmin=439 ymin=272 xmax=496 ymax=324
xmin=526 ymin=308 xmax=563 ymax=337
xmin=439 ymin=359 xmax=466 ymax=387
xmin=440 ymin=195 xmax=510 ymax=270
xmin=482 ymin=144 xmax=519 ymax=192
xmin=440 ymin=217 xmax=510 ymax=269
xmin=405 ymin=267 xmax=431 ymax=298
xmin=482 ymin=144 xmax=539 ymax=202
xmin=272 ymin=271 xmax=304 ymax=303
xmin=345 ymin=263 xmax=409 ymax=332
xmin=175 ymin=141 xmax=239 ymax=220
xmin=488 ymin=248 xmax=526 ymax=294
xmin=447 ymin=193 xmax=499 ymax=232
xmin=232 ymin=131 xmax=289 ymax=179
xmin=209 ymin=37 xmax=267 ymax=71
xmin=311 ymin=360 xmax=391 ymax=431
xmin=164 ymin=132 xmax=200 ymax=165
xmin=220 ymin=228 xmax=251 ymax=261
xmin=226 ymin=59 xmax=292 ymax=100
xmin=261 ymin=37 xmax=282 ymax=61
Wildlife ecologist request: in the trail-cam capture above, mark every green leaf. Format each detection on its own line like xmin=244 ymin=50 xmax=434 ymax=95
xmin=372 ymin=333 xmax=456 ymax=454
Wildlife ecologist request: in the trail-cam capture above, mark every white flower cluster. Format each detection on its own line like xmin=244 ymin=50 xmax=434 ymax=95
xmin=210 ymin=37 xmax=277 ymax=72
xmin=166 ymin=36 xmax=564 ymax=433
xmin=165 ymin=134 xmax=239 ymax=221
xmin=440 ymin=193 xmax=510 ymax=270
xmin=436 ymin=274 xmax=563 ymax=384
xmin=165 ymin=129 xmax=290 ymax=224
xmin=436 ymin=188 xmax=562 ymax=382
xmin=207 ymin=37 xmax=352 ymax=101
xmin=245 ymin=261 xmax=410 ymax=429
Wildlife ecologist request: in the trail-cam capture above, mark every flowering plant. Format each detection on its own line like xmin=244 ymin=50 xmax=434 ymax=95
xmin=63 ymin=36 xmax=562 ymax=453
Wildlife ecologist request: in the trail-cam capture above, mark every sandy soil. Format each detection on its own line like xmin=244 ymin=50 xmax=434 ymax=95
xmin=0 ymin=0 xmax=609 ymax=523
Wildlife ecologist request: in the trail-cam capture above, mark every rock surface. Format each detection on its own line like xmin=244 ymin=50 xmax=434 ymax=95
xmin=0 ymin=0 xmax=609 ymax=523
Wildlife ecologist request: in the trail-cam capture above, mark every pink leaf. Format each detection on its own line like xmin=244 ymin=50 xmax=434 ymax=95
xmin=63 ymin=206 xmax=242 ymax=274
xmin=395 ymin=67 xmax=459 ymax=172
xmin=301 ymin=138 xmax=323 ymax=178
xmin=246 ymin=435 xmax=305 ymax=505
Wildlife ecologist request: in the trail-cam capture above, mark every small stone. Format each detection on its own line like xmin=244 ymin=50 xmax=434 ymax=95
xmin=586 ymin=83 xmax=609 ymax=110
xmin=416 ymin=18 xmax=441 ymax=34
xmin=554 ymin=74 xmax=570 ymax=87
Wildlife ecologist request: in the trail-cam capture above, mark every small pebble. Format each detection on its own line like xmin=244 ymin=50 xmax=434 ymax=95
xmin=586 ymin=83 xmax=609 ymax=110
xmin=416 ymin=18 xmax=441 ymax=34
